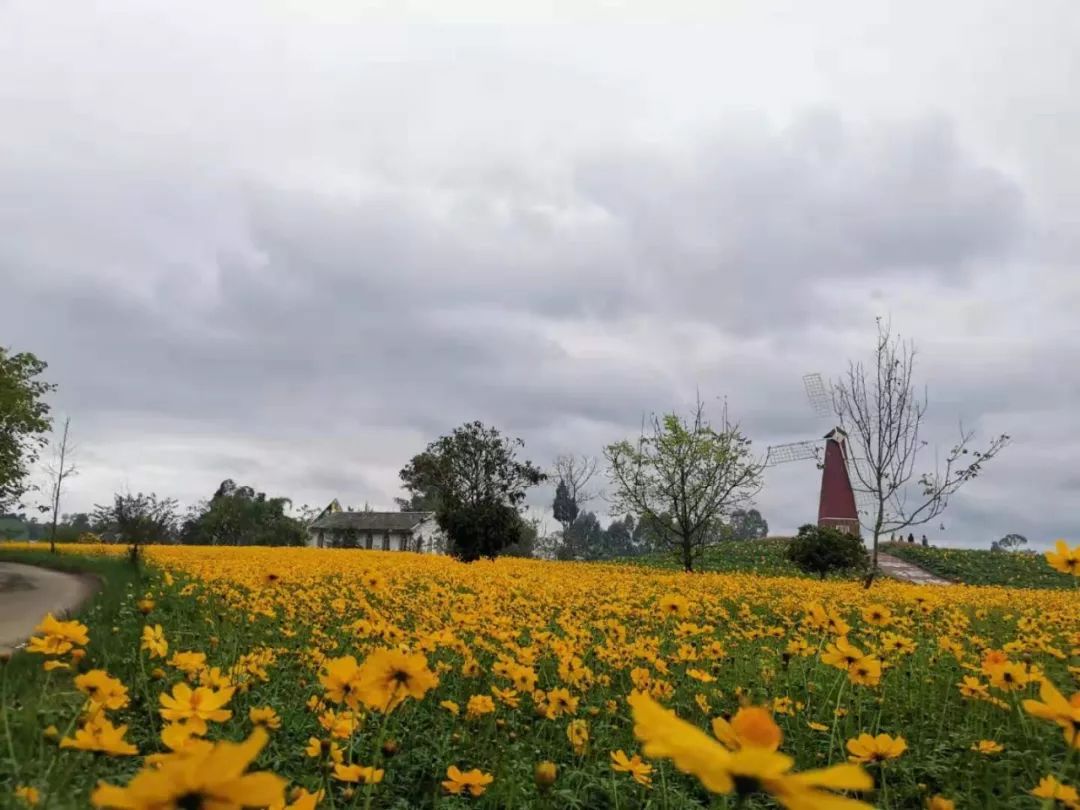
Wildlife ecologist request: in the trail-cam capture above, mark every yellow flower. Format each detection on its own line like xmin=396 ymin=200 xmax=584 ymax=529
xmin=658 ymin=594 xmax=690 ymax=618
xmin=1045 ymin=539 xmax=1080 ymax=576
xmin=610 ymin=750 xmax=653 ymax=787
xmin=137 ymin=598 xmax=155 ymax=615
xmin=26 ymin=613 xmax=89 ymax=656
xmin=75 ymin=670 xmax=131 ymax=713
xmin=545 ymin=688 xmax=579 ymax=717
xmin=808 ymin=722 xmax=829 ymax=732
xmin=139 ymin=624 xmax=168 ymax=659
xmin=822 ymin=638 xmax=864 ymax=671
xmin=440 ymin=700 xmax=460 ymax=716
xmin=43 ymin=661 xmax=70 ymax=672
xmin=1030 ymin=775 xmax=1079 ymax=806
xmin=159 ymin=682 xmax=234 ymax=735
xmin=861 ymin=604 xmax=892 ymax=627
xmin=567 ymin=719 xmax=589 ymax=755
xmin=249 ymin=707 xmax=282 ymax=730
xmin=167 ymin=650 xmax=207 ymax=675
xmin=534 ymin=761 xmax=557 ymax=790
xmin=59 ymin=715 xmax=138 ymax=756
xmin=957 ymin=676 xmax=990 ymax=700
xmin=687 ymin=668 xmax=716 ymax=683
xmin=986 ymin=661 xmax=1029 ymax=692
xmin=845 ymin=733 xmax=907 ymax=764
xmin=271 ymin=787 xmax=324 ymax=810
xmin=628 ymin=692 xmax=872 ymax=807
xmin=332 ymin=763 xmax=384 ymax=784
xmin=971 ymin=740 xmax=1003 ymax=755
xmin=354 ymin=648 xmax=438 ymax=713
xmin=466 ymin=694 xmax=496 ymax=720
xmin=14 ymin=786 xmax=40 ymax=806
xmin=711 ymin=707 xmax=782 ymax=751
xmin=1022 ymin=676 xmax=1080 ymax=750
xmin=442 ymin=766 xmax=494 ymax=797
xmin=91 ymin=728 xmax=285 ymax=809
xmin=318 ymin=655 xmax=363 ymax=709
xmin=926 ymin=796 xmax=955 ymax=810
xmin=848 ymin=656 xmax=883 ymax=688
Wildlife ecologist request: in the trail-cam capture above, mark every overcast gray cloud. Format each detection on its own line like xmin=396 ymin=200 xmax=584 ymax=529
xmin=2 ymin=0 xmax=1078 ymax=548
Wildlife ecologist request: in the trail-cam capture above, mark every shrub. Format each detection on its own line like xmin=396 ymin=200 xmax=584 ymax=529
xmin=786 ymin=524 xmax=869 ymax=579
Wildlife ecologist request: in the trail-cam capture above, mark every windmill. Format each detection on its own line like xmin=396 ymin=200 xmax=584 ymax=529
xmin=765 ymin=373 xmax=875 ymax=537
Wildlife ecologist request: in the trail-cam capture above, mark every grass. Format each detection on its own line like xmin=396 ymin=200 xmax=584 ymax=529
xmin=880 ymin=542 xmax=1077 ymax=589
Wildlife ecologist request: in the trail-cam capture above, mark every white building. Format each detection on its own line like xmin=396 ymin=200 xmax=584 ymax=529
xmin=307 ymin=504 xmax=444 ymax=553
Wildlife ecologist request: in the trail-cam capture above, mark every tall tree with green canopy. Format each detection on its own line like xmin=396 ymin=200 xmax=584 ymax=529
xmin=399 ymin=421 xmax=546 ymax=562
xmin=605 ymin=397 xmax=764 ymax=572
xmin=0 ymin=347 xmax=55 ymax=511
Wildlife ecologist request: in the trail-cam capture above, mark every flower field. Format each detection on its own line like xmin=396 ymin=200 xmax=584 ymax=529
xmin=2 ymin=542 xmax=1079 ymax=809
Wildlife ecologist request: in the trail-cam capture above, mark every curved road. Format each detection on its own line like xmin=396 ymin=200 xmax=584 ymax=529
xmin=0 ymin=562 xmax=98 ymax=654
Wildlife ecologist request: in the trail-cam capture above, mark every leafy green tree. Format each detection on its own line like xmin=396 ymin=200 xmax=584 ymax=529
xmin=786 ymin=524 xmax=869 ymax=579
xmin=552 ymin=480 xmax=579 ymax=541
xmin=0 ymin=347 xmax=55 ymax=511
xmin=729 ymin=508 xmax=769 ymax=541
xmin=399 ymin=421 xmax=546 ymax=562
xmin=91 ymin=492 xmax=180 ymax=564
xmin=991 ymin=533 xmax=1027 ymax=553
xmin=605 ymin=398 xmax=764 ymax=572
xmin=181 ymin=479 xmax=305 ymax=546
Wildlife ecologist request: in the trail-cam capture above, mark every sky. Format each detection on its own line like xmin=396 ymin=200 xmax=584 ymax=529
xmin=2 ymin=1 xmax=1078 ymax=548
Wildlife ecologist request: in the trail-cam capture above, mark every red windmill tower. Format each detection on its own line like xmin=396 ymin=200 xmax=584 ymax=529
xmin=765 ymin=374 xmax=869 ymax=537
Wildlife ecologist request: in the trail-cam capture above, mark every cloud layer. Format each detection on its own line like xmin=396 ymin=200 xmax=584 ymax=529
xmin=2 ymin=2 xmax=1078 ymax=548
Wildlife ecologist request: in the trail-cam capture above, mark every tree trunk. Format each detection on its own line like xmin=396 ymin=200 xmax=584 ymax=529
xmin=681 ymin=538 xmax=694 ymax=572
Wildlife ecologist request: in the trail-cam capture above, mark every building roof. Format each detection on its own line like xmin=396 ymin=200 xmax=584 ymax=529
xmin=309 ymin=511 xmax=433 ymax=533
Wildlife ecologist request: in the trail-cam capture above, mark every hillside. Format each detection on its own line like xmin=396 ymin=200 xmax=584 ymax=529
xmin=882 ymin=542 xmax=1075 ymax=589
xmin=625 ymin=537 xmax=806 ymax=576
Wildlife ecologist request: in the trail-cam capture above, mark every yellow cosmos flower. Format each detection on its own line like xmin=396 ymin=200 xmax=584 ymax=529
xmin=1023 ymin=676 xmax=1080 ymax=750
xmin=353 ymin=648 xmax=438 ymax=713
xmin=167 ymin=651 xmax=207 ymax=676
xmin=822 ymin=638 xmax=864 ymax=671
xmin=861 ymin=604 xmax=892 ymax=627
xmin=270 ymin=787 xmax=324 ymax=810
xmin=159 ymin=682 xmax=234 ymax=735
xmin=26 ymin=613 xmax=89 ymax=656
xmin=1045 ymin=539 xmax=1080 ymax=576
xmin=658 ymin=594 xmax=690 ymax=618
xmin=249 ymin=707 xmax=282 ymax=730
xmin=845 ymin=733 xmax=907 ymax=764
xmin=986 ymin=661 xmax=1029 ymax=692
xmin=971 ymin=740 xmax=1003 ymax=755
xmin=440 ymin=700 xmax=460 ymax=716
xmin=140 ymin=625 xmax=168 ymax=659
xmin=332 ymin=763 xmax=384 ymax=784
xmin=91 ymin=728 xmax=285 ymax=809
xmin=75 ymin=670 xmax=131 ymax=713
xmin=926 ymin=796 xmax=955 ymax=810
xmin=712 ymin=706 xmax=783 ymax=752
xmin=567 ymin=719 xmax=589 ymax=755
xmin=629 ymin=692 xmax=872 ymax=807
xmin=14 ymin=786 xmax=40 ymax=806
xmin=442 ymin=766 xmax=494 ymax=797
xmin=534 ymin=761 xmax=557 ymax=789
xmin=610 ymin=750 xmax=653 ymax=786
xmin=318 ymin=655 xmax=363 ymax=709
xmin=545 ymin=688 xmax=579 ymax=717
xmin=1030 ymin=775 xmax=1079 ymax=805
xmin=60 ymin=715 xmax=138 ymax=756
xmin=43 ymin=661 xmax=70 ymax=672
xmin=466 ymin=694 xmax=496 ymax=720
xmin=848 ymin=656 xmax=883 ymax=688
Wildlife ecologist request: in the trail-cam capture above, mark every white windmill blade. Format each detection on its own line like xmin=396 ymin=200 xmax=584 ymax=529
xmin=803 ymin=372 xmax=832 ymax=419
xmin=764 ymin=439 xmax=822 ymax=467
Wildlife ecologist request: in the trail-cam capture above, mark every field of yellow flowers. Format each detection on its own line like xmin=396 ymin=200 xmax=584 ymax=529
xmin=2 ymin=540 xmax=1078 ymax=809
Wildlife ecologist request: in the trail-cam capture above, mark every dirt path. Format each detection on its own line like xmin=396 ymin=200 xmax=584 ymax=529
xmin=877 ymin=552 xmax=952 ymax=586
xmin=0 ymin=562 xmax=98 ymax=654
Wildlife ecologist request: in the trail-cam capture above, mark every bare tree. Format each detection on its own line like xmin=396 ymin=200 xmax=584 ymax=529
xmin=46 ymin=417 xmax=78 ymax=554
xmin=832 ymin=318 xmax=1010 ymax=574
xmin=604 ymin=397 xmax=764 ymax=572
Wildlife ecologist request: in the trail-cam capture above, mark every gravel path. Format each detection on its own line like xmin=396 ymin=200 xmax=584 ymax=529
xmin=876 ymin=552 xmax=952 ymax=586
xmin=0 ymin=562 xmax=98 ymax=654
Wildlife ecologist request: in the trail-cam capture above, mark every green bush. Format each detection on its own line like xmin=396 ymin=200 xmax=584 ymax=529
xmin=786 ymin=524 xmax=869 ymax=578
